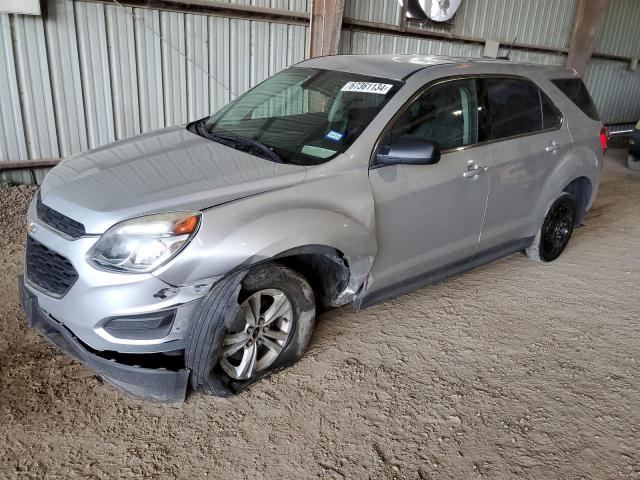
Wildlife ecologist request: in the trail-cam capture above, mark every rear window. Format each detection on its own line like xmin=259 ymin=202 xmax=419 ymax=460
xmin=551 ymin=78 xmax=600 ymax=121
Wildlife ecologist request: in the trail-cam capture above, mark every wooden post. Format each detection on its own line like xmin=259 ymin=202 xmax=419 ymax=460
xmin=310 ymin=0 xmax=346 ymax=58
xmin=400 ymin=0 xmax=408 ymax=32
xmin=566 ymin=0 xmax=609 ymax=75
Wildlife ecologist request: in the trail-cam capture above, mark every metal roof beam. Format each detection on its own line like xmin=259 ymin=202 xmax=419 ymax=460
xmin=86 ymin=0 xmax=310 ymax=25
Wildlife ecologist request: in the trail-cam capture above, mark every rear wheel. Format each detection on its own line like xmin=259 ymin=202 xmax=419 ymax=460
xmin=185 ymin=263 xmax=315 ymax=396
xmin=526 ymin=193 xmax=577 ymax=262
xmin=628 ymin=153 xmax=640 ymax=171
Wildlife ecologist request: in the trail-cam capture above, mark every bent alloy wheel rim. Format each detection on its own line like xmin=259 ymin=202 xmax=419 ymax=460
xmin=541 ymin=203 xmax=574 ymax=259
xmin=220 ymin=288 xmax=294 ymax=380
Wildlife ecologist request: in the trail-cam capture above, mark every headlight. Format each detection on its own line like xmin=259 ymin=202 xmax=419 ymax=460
xmin=89 ymin=211 xmax=201 ymax=273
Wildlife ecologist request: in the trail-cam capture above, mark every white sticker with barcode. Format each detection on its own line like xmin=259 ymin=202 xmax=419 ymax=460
xmin=341 ymin=82 xmax=393 ymax=95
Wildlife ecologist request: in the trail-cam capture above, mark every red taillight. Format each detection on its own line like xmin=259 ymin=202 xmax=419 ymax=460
xmin=600 ymin=126 xmax=608 ymax=153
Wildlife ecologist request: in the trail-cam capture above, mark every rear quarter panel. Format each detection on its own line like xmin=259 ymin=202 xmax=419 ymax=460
xmin=529 ymin=71 xmax=603 ymax=226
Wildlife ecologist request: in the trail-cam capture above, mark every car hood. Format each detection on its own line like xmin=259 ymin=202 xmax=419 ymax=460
xmin=40 ymin=126 xmax=307 ymax=234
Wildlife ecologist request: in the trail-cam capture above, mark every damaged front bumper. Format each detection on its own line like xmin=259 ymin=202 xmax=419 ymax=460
xmin=19 ymin=275 xmax=190 ymax=403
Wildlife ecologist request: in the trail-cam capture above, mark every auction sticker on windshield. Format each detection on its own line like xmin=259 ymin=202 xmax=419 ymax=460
xmin=341 ymin=82 xmax=393 ymax=94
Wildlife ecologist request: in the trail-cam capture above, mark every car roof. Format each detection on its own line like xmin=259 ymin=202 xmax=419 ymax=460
xmin=297 ymin=54 xmax=576 ymax=81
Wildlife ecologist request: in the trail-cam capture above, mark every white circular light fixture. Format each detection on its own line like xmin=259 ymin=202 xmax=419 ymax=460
xmin=397 ymin=0 xmax=462 ymax=22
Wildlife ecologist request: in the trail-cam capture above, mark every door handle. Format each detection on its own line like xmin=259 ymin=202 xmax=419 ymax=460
xmin=545 ymin=141 xmax=561 ymax=153
xmin=463 ymin=163 xmax=488 ymax=178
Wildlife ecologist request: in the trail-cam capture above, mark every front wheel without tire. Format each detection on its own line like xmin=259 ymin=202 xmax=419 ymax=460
xmin=526 ymin=193 xmax=577 ymax=263
xmin=185 ymin=263 xmax=316 ymax=397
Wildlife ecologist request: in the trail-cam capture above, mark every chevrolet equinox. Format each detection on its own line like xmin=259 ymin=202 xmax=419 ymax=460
xmin=19 ymin=55 xmax=606 ymax=402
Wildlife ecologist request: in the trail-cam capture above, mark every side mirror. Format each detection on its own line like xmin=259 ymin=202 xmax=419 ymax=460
xmin=376 ymin=135 xmax=441 ymax=166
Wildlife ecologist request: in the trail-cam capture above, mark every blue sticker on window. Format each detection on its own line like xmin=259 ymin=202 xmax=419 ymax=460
xmin=326 ymin=130 xmax=344 ymax=142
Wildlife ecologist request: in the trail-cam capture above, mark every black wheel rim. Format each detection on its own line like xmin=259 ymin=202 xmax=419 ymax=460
xmin=541 ymin=203 xmax=574 ymax=260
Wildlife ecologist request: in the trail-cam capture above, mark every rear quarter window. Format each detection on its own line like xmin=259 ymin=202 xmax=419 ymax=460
xmin=551 ymin=78 xmax=600 ymax=121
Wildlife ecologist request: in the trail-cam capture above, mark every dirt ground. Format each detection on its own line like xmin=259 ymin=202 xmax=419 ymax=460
xmin=0 ymin=149 xmax=638 ymax=479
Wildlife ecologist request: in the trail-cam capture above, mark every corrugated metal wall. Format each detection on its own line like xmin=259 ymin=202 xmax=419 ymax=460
xmin=0 ymin=0 xmax=310 ymax=183
xmin=339 ymin=30 xmax=564 ymax=66
xmin=339 ymin=0 xmax=572 ymax=86
xmin=340 ymin=30 xmax=484 ymax=58
xmin=586 ymin=0 xmax=640 ymax=126
xmin=341 ymin=0 xmax=640 ymax=127
xmin=415 ymin=0 xmax=577 ymax=51
xmin=344 ymin=0 xmax=401 ymax=26
xmin=585 ymin=59 xmax=640 ymax=125
xmin=344 ymin=0 xmax=578 ymax=51
xmin=594 ymin=0 xmax=640 ymax=59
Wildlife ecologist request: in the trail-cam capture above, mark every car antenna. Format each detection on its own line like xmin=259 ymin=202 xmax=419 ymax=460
xmin=497 ymin=35 xmax=517 ymax=60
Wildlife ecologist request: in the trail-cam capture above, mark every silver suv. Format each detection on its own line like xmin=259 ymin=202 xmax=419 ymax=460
xmin=19 ymin=55 xmax=605 ymax=402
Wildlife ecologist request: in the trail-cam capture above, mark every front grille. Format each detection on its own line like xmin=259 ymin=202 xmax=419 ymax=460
xmin=26 ymin=236 xmax=78 ymax=297
xmin=37 ymin=193 xmax=86 ymax=239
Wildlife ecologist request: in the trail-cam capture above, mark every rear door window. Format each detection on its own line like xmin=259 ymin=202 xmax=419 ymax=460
xmin=551 ymin=78 xmax=599 ymax=121
xmin=484 ymin=78 xmax=544 ymax=140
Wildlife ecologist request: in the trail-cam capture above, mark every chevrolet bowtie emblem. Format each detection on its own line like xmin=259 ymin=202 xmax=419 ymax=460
xmin=27 ymin=222 xmax=38 ymax=234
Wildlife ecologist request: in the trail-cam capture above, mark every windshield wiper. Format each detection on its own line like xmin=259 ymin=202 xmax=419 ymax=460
xmin=196 ymin=121 xmax=283 ymax=163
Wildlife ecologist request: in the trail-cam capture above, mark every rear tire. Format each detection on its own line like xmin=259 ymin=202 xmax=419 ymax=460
xmin=185 ymin=263 xmax=315 ymax=397
xmin=526 ymin=193 xmax=577 ymax=263
xmin=628 ymin=153 xmax=640 ymax=171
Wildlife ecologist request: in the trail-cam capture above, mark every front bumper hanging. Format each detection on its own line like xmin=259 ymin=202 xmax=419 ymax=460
xmin=18 ymin=275 xmax=190 ymax=403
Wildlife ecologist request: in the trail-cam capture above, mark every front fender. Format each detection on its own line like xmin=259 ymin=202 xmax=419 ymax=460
xmin=153 ymin=161 xmax=376 ymax=294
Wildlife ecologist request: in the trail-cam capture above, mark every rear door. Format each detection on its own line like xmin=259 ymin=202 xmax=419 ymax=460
xmin=477 ymin=77 xmax=572 ymax=251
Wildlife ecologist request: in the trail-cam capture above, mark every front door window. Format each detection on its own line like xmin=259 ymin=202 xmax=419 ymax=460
xmin=383 ymin=78 xmax=479 ymax=152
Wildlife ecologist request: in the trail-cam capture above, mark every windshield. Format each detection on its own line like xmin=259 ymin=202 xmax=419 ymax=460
xmin=194 ymin=68 xmax=402 ymax=165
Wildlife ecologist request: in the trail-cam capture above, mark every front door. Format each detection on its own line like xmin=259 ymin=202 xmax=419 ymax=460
xmin=366 ymin=78 xmax=491 ymax=294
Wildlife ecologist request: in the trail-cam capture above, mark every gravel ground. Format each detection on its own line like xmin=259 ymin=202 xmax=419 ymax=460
xmin=0 ymin=149 xmax=638 ymax=479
